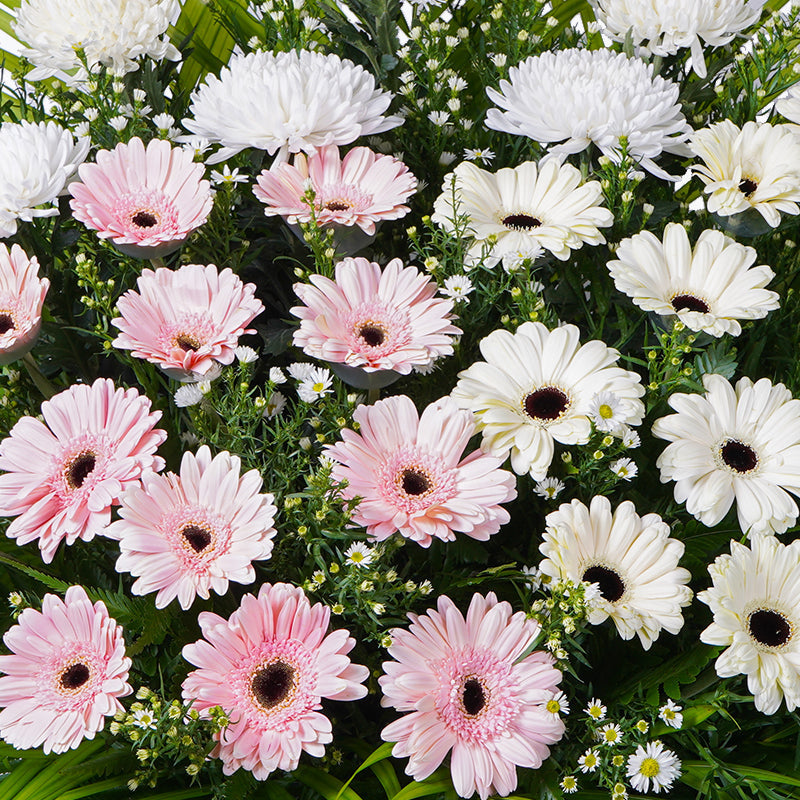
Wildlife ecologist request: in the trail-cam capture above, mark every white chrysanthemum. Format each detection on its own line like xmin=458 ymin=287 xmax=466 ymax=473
xmin=485 ymin=49 xmax=691 ymax=179
xmin=653 ymin=374 xmax=800 ymax=535
xmin=626 ymin=741 xmax=681 ymax=793
xmin=14 ymin=0 xmax=180 ymax=82
xmin=451 ymin=322 xmax=645 ymax=480
xmin=0 ymin=121 xmax=89 ymax=238
xmin=698 ymin=536 xmax=800 ymax=714
xmin=689 ymin=120 xmax=800 ymax=227
xmin=592 ymin=0 xmax=764 ymax=78
xmin=183 ymin=50 xmax=403 ymax=164
xmin=608 ymin=222 xmax=779 ymax=337
xmin=777 ymin=86 xmax=800 ymax=126
xmin=539 ymin=496 xmax=692 ymax=649
xmin=432 ymin=160 xmax=612 ymax=267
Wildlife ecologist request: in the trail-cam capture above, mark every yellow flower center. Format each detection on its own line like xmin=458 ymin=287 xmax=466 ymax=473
xmin=546 ymin=698 xmax=560 ymax=713
xmin=598 ymin=404 xmax=614 ymax=419
xmin=639 ymin=757 xmax=661 ymax=778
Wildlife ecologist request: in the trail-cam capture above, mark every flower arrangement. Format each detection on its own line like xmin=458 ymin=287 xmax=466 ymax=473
xmin=0 ymin=1 xmax=800 ymax=799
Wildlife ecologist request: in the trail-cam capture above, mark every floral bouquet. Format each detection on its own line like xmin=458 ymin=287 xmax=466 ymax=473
xmin=1 ymin=0 xmax=800 ymax=799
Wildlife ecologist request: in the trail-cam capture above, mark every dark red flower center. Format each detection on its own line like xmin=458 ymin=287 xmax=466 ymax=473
xmin=252 ymin=661 xmax=295 ymax=708
xmin=401 ymin=469 xmax=431 ymax=496
xmin=748 ymin=609 xmax=792 ymax=648
xmin=131 ymin=210 xmax=159 ymax=228
xmin=738 ymin=178 xmax=757 ymax=197
xmin=324 ymin=200 xmax=351 ymax=212
xmin=524 ymin=387 xmax=570 ymax=421
xmin=0 ymin=312 xmax=14 ymax=334
xmin=583 ymin=565 xmax=625 ymax=602
xmin=461 ymin=678 xmax=486 ymax=716
xmin=720 ymin=439 xmax=758 ymax=473
xmin=358 ymin=324 xmax=386 ymax=347
xmin=65 ymin=451 xmax=97 ymax=489
xmin=60 ymin=662 xmax=90 ymax=690
xmin=180 ymin=524 xmax=213 ymax=553
xmin=174 ymin=334 xmax=201 ymax=353
xmin=502 ymin=213 xmax=541 ymax=231
xmin=671 ymin=294 xmax=709 ymax=313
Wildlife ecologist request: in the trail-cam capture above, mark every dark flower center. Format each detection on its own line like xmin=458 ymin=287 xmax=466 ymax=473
xmin=583 ymin=565 xmax=625 ymax=602
xmin=524 ymin=387 xmax=569 ymax=421
xmin=359 ymin=324 xmax=385 ymax=347
xmin=461 ymin=678 xmax=486 ymax=716
xmin=748 ymin=609 xmax=792 ymax=648
xmin=324 ymin=200 xmax=351 ymax=212
xmin=502 ymin=213 xmax=541 ymax=231
xmin=131 ymin=210 xmax=158 ymax=228
xmin=174 ymin=334 xmax=201 ymax=352
xmin=401 ymin=469 xmax=431 ymax=496
xmin=671 ymin=294 xmax=709 ymax=314
xmin=65 ymin=451 xmax=97 ymax=489
xmin=0 ymin=313 xmax=14 ymax=334
xmin=251 ymin=661 xmax=295 ymax=709
xmin=60 ymin=662 xmax=90 ymax=690
xmin=181 ymin=524 xmax=213 ymax=553
xmin=720 ymin=439 xmax=758 ymax=473
xmin=738 ymin=178 xmax=758 ymax=197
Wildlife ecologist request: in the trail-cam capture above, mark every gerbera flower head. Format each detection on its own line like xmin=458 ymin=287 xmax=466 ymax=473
xmin=609 ymin=222 xmax=779 ymax=337
xmin=698 ymin=535 xmax=800 ymax=714
xmin=181 ymin=582 xmax=369 ymax=779
xmin=652 ymin=373 xmax=800 ymax=535
xmin=325 ymin=395 xmax=517 ymax=547
xmin=112 ymin=264 xmax=264 ymax=382
xmin=253 ymin=145 xmax=416 ymax=236
xmin=432 ymin=159 xmax=612 ymax=268
xmin=451 ymin=322 xmax=645 ymax=480
xmin=0 ymin=121 xmax=89 ymax=238
xmin=106 ymin=446 xmax=277 ymax=610
xmin=539 ymin=496 xmax=692 ymax=648
xmin=14 ymin=0 xmax=180 ymax=82
xmin=380 ymin=592 xmax=565 ymax=800
xmin=291 ymin=257 xmax=461 ymax=374
xmin=69 ymin=137 xmax=213 ymax=259
xmin=183 ymin=50 xmax=403 ymax=164
xmin=485 ymin=49 xmax=691 ymax=179
xmin=592 ymin=0 xmax=765 ymax=78
xmin=689 ymin=120 xmax=800 ymax=227
xmin=0 ymin=244 xmax=49 ymax=366
xmin=0 ymin=378 xmax=166 ymax=563
xmin=0 ymin=585 xmax=131 ymax=753
xmin=626 ymin=741 xmax=681 ymax=793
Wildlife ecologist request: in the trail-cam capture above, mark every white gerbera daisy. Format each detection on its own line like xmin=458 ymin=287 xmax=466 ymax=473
xmin=0 ymin=121 xmax=89 ymax=238
xmin=652 ymin=374 xmax=800 ymax=535
xmin=485 ymin=49 xmax=691 ymax=179
xmin=14 ymin=0 xmax=180 ymax=82
xmin=608 ymin=222 xmax=779 ymax=337
xmin=777 ymin=85 xmax=800 ymax=126
xmin=689 ymin=120 xmax=800 ymax=227
xmin=539 ymin=496 xmax=692 ymax=649
xmin=451 ymin=322 xmax=645 ymax=480
xmin=591 ymin=0 xmax=765 ymax=78
xmin=626 ymin=741 xmax=681 ymax=793
xmin=432 ymin=159 xmax=612 ymax=267
xmin=183 ymin=50 xmax=403 ymax=164
xmin=699 ymin=535 xmax=800 ymax=714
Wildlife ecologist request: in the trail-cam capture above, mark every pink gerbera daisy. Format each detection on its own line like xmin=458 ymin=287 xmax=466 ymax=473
xmin=380 ymin=592 xmax=565 ymax=800
xmin=111 ymin=263 xmax=264 ymax=381
xmin=69 ymin=136 xmax=213 ymax=259
xmin=292 ymin=258 xmax=461 ymax=374
xmin=0 ymin=378 xmax=166 ymax=563
xmin=182 ymin=582 xmax=368 ymax=779
xmin=0 ymin=243 xmax=49 ymax=366
xmin=324 ymin=395 xmax=517 ymax=546
xmin=106 ymin=445 xmax=278 ymax=610
xmin=0 ymin=586 xmax=132 ymax=754
xmin=253 ymin=145 xmax=416 ymax=236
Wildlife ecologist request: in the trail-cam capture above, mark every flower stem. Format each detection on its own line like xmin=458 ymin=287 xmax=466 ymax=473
xmin=22 ymin=352 xmax=56 ymax=399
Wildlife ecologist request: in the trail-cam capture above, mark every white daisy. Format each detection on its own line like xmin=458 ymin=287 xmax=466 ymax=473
xmin=521 ymin=565 xmax=543 ymax=591
xmin=658 ymin=699 xmax=683 ymax=729
xmin=652 ymin=373 xmax=800 ymax=535
xmin=463 ymin=147 xmax=495 ymax=163
xmin=344 ymin=542 xmax=374 ymax=567
xmin=432 ymin=160 xmax=612 ymax=268
xmin=131 ymin=707 xmax=157 ymax=730
xmin=0 ymin=121 xmax=89 ymax=238
xmin=698 ymin=535 xmax=800 ymax=714
xmin=485 ymin=49 xmax=691 ymax=179
xmin=287 ymin=362 xmax=316 ymax=381
xmin=534 ymin=477 xmax=565 ymax=500
xmin=589 ymin=391 xmax=628 ymax=434
xmin=598 ymin=723 xmax=622 ymax=746
xmin=234 ymin=346 xmax=259 ymax=363
xmin=545 ymin=690 xmax=570 ymax=716
xmin=174 ymin=384 xmax=204 ymax=408
xmin=585 ymin=698 xmax=606 ymax=720
xmin=269 ymin=366 xmax=287 ymax=384
xmin=578 ymin=749 xmax=600 ymax=773
xmin=539 ymin=496 xmax=693 ymax=649
xmin=183 ymin=50 xmax=403 ymax=164
xmin=609 ymin=223 xmax=779 ymax=337
xmin=264 ymin=391 xmax=287 ymax=419
xmin=689 ymin=120 xmax=800 ymax=227
xmin=609 ymin=458 xmax=637 ymax=481
xmin=626 ymin=741 xmax=681 ymax=794
xmin=451 ymin=322 xmax=645 ymax=480
xmin=560 ymin=776 xmax=578 ymax=794
xmin=621 ymin=428 xmax=641 ymax=449
xmin=14 ymin=0 xmax=180 ymax=82
xmin=440 ymin=274 xmax=474 ymax=301
xmin=592 ymin=0 xmax=765 ymax=78
xmin=297 ymin=366 xmax=333 ymax=402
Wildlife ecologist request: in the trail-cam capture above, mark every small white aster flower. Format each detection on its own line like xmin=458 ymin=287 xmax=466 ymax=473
xmin=589 ymin=391 xmax=627 ymax=434
xmin=501 ymin=247 xmax=543 ymax=272
xmin=545 ymin=690 xmax=570 ymax=716
xmin=269 ymin=366 xmax=287 ymax=384
xmin=521 ymin=565 xmax=542 ymax=591
xmin=131 ymin=707 xmax=157 ymax=730
xmin=658 ymin=699 xmax=683 ymax=729
xmin=626 ymin=741 xmax=681 ymax=793
xmin=73 ymin=121 xmax=90 ymax=139
xmin=621 ymin=427 xmax=640 ymax=449
xmin=210 ymin=165 xmax=248 ymax=186
xmin=560 ymin=776 xmax=578 ymax=794
xmin=234 ymin=346 xmax=258 ymax=363
xmin=585 ymin=698 xmax=606 ymax=720
xmin=299 ymin=436 xmax=313 ymax=451
xmin=441 ymin=274 xmax=474 ymax=301
xmin=264 ymin=391 xmax=287 ymax=419
xmin=297 ymin=366 xmax=333 ymax=402
xmin=534 ymin=477 xmax=565 ymax=500
xmin=579 ymin=749 xmax=600 ymax=773
xmin=152 ymin=112 xmax=174 ymax=131
xmin=344 ymin=542 xmax=374 ymax=567
xmin=610 ymin=458 xmax=637 ymax=481
xmin=109 ymin=116 xmax=127 ymax=132
xmin=599 ymin=722 xmax=622 ymax=746
xmin=463 ymin=147 xmax=496 ymax=163
xmin=428 ymin=110 xmax=450 ymax=126
xmin=174 ymin=383 xmax=204 ymax=408
xmin=182 ymin=136 xmax=211 ymax=159
xmin=287 ymin=362 xmax=315 ymax=381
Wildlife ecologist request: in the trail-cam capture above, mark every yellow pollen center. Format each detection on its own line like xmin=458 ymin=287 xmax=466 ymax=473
xmin=599 ymin=404 xmax=614 ymax=419
xmin=546 ymin=699 xmax=560 ymax=713
xmin=639 ymin=757 xmax=661 ymax=778
xmin=313 ymin=381 xmax=325 ymax=392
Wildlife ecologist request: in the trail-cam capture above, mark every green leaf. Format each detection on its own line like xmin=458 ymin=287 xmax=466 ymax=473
xmin=336 ymin=743 xmax=395 ymax=800
xmin=293 ymin=765 xmax=366 ymax=800
xmin=53 ymin=778 xmax=128 ymax=800
xmin=389 ymin=773 xmax=453 ymax=800
xmin=0 ymin=552 xmax=71 ymax=593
